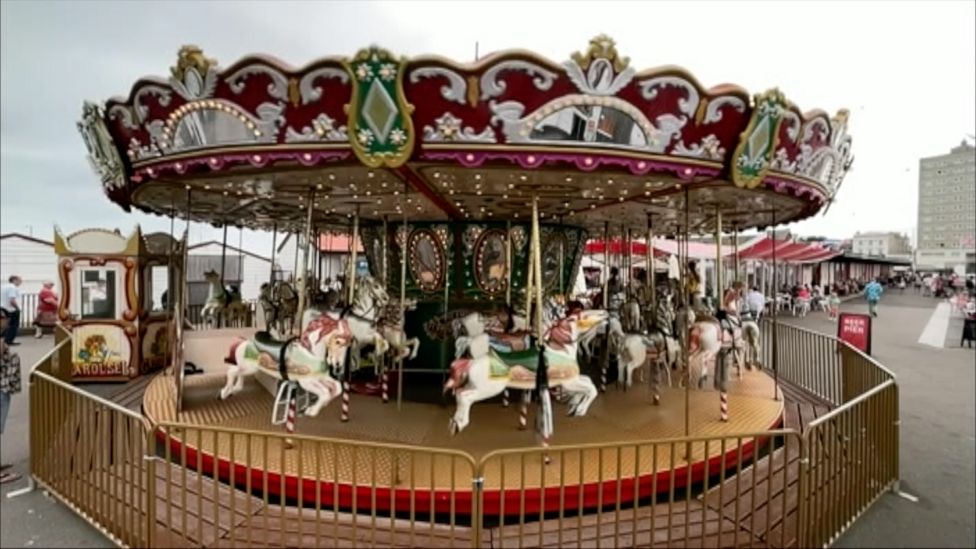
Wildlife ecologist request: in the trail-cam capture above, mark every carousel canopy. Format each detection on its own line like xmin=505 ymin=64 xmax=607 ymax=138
xmin=78 ymin=36 xmax=853 ymax=235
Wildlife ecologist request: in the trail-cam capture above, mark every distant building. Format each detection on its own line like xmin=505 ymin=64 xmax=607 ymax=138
xmin=0 ymin=233 xmax=57 ymax=294
xmin=850 ymin=231 xmax=911 ymax=259
xmin=916 ymin=141 xmax=976 ymax=274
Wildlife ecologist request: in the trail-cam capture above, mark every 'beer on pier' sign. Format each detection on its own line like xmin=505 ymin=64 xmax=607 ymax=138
xmin=838 ymin=313 xmax=872 ymax=355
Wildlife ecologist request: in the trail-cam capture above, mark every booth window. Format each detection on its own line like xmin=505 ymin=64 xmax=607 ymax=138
xmin=81 ymin=270 xmax=117 ymax=319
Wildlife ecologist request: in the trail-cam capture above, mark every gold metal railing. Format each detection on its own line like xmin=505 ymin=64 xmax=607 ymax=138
xmin=799 ymin=355 xmax=899 ymax=548
xmin=23 ymin=320 xmax=899 ymax=549
xmin=479 ymin=430 xmax=803 ymax=548
xmin=147 ymin=423 xmax=481 ymax=548
xmin=29 ymin=367 xmax=150 ymax=548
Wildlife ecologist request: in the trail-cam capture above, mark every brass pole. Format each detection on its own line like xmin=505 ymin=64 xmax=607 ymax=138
xmin=292 ymin=231 xmax=300 ymax=285
xmin=715 ymin=207 xmax=723 ymax=309
xmin=626 ymin=227 xmax=633 ymax=298
xmin=176 ymin=186 xmax=192 ymax=414
xmin=382 ymin=216 xmax=389 ymax=285
xmin=524 ymin=225 xmax=534 ymax=330
xmin=347 ymin=209 xmax=360 ymax=305
xmin=558 ymin=218 xmax=565 ymax=297
xmin=733 ymin=225 xmax=740 ymax=284
xmin=268 ymin=223 xmax=278 ymax=286
xmin=219 ymin=223 xmax=228 ymax=329
xmin=647 ymin=214 xmax=655 ymax=311
xmin=505 ymin=220 xmax=513 ymax=306
xmin=602 ymin=221 xmax=610 ymax=309
xmin=771 ymin=211 xmax=780 ymax=401
xmin=532 ymin=197 xmax=544 ymax=339
xmin=166 ymin=198 xmax=176 ymax=370
xmin=397 ymin=184 xmax=408 ymax=412
xmin=683 ymin=186 xmax=690 ymax=442
xmin=296 ymin=189 xmax=315 ymax=335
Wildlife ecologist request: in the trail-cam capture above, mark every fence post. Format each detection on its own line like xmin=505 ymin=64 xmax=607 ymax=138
xmin=471 ymin=471 xmax=485 ymax=548
xmin=144 ymin=429 xmax=158 ymax=548
xmin=797 ymin=433 xmax=811 ymax=549
xmin=888 ymin=383 xmax=901 ymax=493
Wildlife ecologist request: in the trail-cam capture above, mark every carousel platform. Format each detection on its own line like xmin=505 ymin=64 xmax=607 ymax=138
xmin=143 ymin=343 xmax=783 ymax=519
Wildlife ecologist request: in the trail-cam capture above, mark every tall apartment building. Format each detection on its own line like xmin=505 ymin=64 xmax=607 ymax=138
xmin=916 ymin=141 xmax=976 ymax=273
xmin=851 ymin=231 xmax=912 ymax=259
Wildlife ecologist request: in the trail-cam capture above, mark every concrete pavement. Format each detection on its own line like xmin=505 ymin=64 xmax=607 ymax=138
xmin=1 ymin=292 xmax=973 ymax=548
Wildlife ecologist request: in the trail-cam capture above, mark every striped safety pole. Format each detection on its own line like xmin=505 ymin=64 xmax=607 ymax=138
xmin=518 ymin=391 xmax=529 ymax=430
xmin=284 ymin=385 xmax=297 ymax=449
xmin=720 ymin=391 xmax=729 ymax=422
xmin=381 ymin=356 xmax=389 ymax=404
xmin=502 ymin=388 xmax=510 ymax=408
xmin=341 ymin=376 xmax=350 ymax=422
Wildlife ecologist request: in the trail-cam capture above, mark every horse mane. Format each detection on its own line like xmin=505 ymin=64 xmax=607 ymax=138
xmin=301 ymin=315 xmax=341 ymax=348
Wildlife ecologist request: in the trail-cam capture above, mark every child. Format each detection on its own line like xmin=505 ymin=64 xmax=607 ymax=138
xmin=827 ymin=290 xmax=841 ymax=321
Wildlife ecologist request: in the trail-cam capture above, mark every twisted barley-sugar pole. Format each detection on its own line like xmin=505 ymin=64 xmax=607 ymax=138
xmin=295 ymin=190 xmax=315 ymax=335
xmin=601 ymin=221 xmax=610 ymax=393
xmin=500 ymin=220 xmax=514 ymax=408
xmin=175 ymin=186 xmax=192 ymax=415
xmin=519 ymin=218 xmax=535 ymax=430
xmin=531 ymin=195 xmax=552 ymax=465
xmin=397 ymin=186 xmax=408 ymax=412
xmin=342 ymin=208 xmax=360 ymax=422
xmin=380 ymin=216 xmax=389 ymax=404
xmin=715 ymin=207 xmax=728 ymax=422
xmin=647 ymin=214 xmax=655 ymax=315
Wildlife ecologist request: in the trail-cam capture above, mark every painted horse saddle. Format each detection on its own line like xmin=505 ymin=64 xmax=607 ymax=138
xmin=714 ymin=312 xmax=742 ymax=349
xmin=253 ymin=331 xmax=291 ymax=358
xmin=487 ymin=347 xmax=578 ymax=382
xmin=487 ymin=330 xmax=532 ymax=352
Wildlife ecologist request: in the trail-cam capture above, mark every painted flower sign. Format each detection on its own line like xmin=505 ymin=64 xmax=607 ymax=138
xmin=731 ymin=89 xmax=788 ymax=189
xmin=344 ymin=46 xmax=415 ymax=168
xmin=72 ymin=324 xmax=131 ymax=379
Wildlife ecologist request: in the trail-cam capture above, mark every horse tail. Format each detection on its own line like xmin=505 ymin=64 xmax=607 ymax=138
xmin=444 ymin=358 xmax=472 ymax=394
xmin=225 ymin=339 xmax=245 ymax=364
xmin=688 ymin=325 xmax=700 ymax=353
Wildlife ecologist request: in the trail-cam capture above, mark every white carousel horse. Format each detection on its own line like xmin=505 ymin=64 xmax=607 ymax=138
xmin=621 ymin=298 xmax=642 ymax=334
xmin=218 ymin=314 xmax=354 ymax=417
xmin=304 ymin=276 xmax=391 ymax=373
xmin=741 ymin=312 xmax=763 ymax=369
xmin=202 ymin=269 xmax=248 ymax=328
xmin=377 ymin=298 xmax=421 ymax=362
xmin=258 ymin=279 xmax=298 ymax=336
xmin=444 ymin=311 xmax=602 ymax=435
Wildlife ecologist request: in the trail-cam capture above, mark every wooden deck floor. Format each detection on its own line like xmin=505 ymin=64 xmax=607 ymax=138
xmin=84 ymin=373 xmax=826 ymax=548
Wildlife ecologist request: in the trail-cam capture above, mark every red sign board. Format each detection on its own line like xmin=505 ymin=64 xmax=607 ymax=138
xmin=837 ymin=313 xmax=872 ymax=355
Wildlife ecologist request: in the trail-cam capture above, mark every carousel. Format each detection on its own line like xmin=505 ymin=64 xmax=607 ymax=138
xmin=76 ymin=35 xmax=852 ymax=518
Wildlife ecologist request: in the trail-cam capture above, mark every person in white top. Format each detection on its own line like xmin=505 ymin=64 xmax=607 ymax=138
xmin=745 ymin=286 xmax=766 ymax=321
xmin=0 ymin=276 xmax=22 ymax=346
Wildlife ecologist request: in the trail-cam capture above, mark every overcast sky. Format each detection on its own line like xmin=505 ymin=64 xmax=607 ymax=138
xmin=2 ymin=0 xmax=974 ymax=255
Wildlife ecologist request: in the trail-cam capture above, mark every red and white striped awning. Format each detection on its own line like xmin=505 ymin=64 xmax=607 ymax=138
xmin=735 ymin=237 xmax=841 ymax=264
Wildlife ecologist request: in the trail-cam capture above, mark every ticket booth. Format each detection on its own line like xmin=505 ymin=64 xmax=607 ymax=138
xmin=54 ymin=226 xmax=184 ymax=382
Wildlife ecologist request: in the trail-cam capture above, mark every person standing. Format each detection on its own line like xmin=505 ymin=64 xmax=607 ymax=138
xmin=0 ymin=276 xmax=22 ymax=346
xmin=0 ymin=340 xmax=23 ymax=484
xmin=33 ymin=281 xmax=59 ymax=338
xmin=827 ymin=289 xmax=841 ymax=321
xmin=745 ymin=286 xmax=766 ymax=321
xmin=864 ymin=277 xmax=884 ymax=318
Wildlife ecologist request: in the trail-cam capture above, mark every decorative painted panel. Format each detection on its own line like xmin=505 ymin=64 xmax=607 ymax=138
xmin=407 ymin=228 xmax=446 ymax=293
